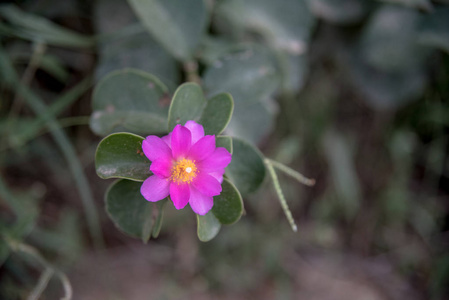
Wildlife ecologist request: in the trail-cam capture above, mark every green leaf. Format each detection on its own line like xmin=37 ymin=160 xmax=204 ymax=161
xmin=197 ymin=212 xmax=221 ymax=242
xmin=417 ymin=6 xmax=449 ymax=53
xmin=95 ymin=0 xmax=180 ymax=88
xmin=215 ymin=0 xmax=315 ymax=52
xmin=199 ymin=93 xmax=234 ymax=135
xmin=152 ymin=199 xmax=167 ymax=238
xmin=95 ymin=132 xmax=150 ymax=181
xmin=168 ymin=82 xmax=206 ymax=130
xmin=0 ymin=236 xmax=9 ymax=266
xmin=345 ymin=49 xmax=427 ymax=110
xmin=359 ymin=5 xmax=430 ymax=72
xmin=226 ymin=137 xmax=266 ymax=197
xmin=307 ymin=0 xmax=370 ymax=24
xmin=216 ymin=136 xmax=233 ymax=154
xmin=0 ymin=5 xmax=94 ymax=48
xmin=127 ymin=0 xmax=207 ymax=61
xmin=212 ymin=179 xmax=243 ymax=225
xmin=105 ymin=179 xmax=154 ymax=240
xmin=203 ymin=46 xmax=280 ymax=143
xmin=90 ymin=69 xmax=170 ymax=136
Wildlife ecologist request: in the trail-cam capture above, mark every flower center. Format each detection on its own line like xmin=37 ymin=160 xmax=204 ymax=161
xmin=171 ymin=158 xmax=197 ymax=184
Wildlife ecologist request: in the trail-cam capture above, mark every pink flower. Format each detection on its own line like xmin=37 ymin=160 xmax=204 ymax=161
xmin=140 ymin=120 xmax=232 ymax=215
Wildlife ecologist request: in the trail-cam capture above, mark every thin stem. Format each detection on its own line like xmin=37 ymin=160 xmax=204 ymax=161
xmin=267 ymin=159 xmax=315 ymax=186
xmin=183 ymin=60 xmax=201 ymax=84
xmin=265 ymin=159 xmax=298 ymax=232
xmin=8 ymin=42 xmax=47 ymax=120
xmin=6 ymin=239 xmax=73 ymax=300
xmin=28 ymin=267 xmax=54 ymax=300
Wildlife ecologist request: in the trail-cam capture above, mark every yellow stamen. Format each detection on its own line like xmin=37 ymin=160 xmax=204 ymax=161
xmin=171 ymin=158 xmax=197 ymax=184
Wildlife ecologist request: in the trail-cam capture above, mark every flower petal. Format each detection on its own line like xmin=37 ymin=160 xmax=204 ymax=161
xmin=170 ymin=182 xmax=190 ymax=210
xmin=189 ymin=186 xmax=214 ymax=215
xmin=209 ymin=169 xmax=225 ymax=184
xmin=184 ymin=120 xmax=204 ymax=144
xmin=192 ymin=173 xmax=222 ymax=196
xmin=197 ymin=147 xmax=232 ymax=172
xmin=142 ymin=136 xmax=172 ymax=162
xmin=188 ymin=135 xmax=215 ymax=161
xmin=140 ymin=176 xmax=170 ymax=202
xmin=162 ymin=133 xmax=171 ymax=147
xmin=150 ymin=156 xmax=172 ymax=178
xmin=171 ymin=125 xmax=191 ymax=159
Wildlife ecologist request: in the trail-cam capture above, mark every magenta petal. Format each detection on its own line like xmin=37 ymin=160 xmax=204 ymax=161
xmin=170 ymin=182 xmax=190 ymax=210
xmin=184 ymin=120 xmax=205 ymax=144
xmin=140 ymin=176 xmax=170 ymax=202
xmin=209 ymin=169 xmax=225 ymax=184
xmin=162 ymin=133 xmax=171 ymax=147
xmin=189 ymin=186 xmax=214 ymax=215
xmin=150 ymin=156 xmax=172 ymax=178
xmin=188 ymin=135 xmax=215 ymax=161
xmin=171 ymin=125 xmax=191 ymax=159
xmin=197 ymin=147 xmax=232 ymax=172
xmin=142 ymin=136 xmax=172 ymax=162
xmin=192 ymin=173 xmax=222 ymax=197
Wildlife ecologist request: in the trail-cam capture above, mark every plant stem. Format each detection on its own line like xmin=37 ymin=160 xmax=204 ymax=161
xmin=267 ymin=159 xmax=315 ymax=186
xmin=264 ymin=159 xmax=298 ymax=232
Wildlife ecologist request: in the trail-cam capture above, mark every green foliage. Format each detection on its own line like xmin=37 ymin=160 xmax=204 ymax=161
xmin=127 ymin=0 xmax=207 ymax=61
xmin=105 ymin=179 xmax=155 ymax=242
xmin=211 ymin=179 xmax=243 ymax=225
xmin=90 ymin=69 xmax=170 ymax=136
xmin=95 ymin=133 xmax=150 ymax=181
xmin=226 ymin=138 xmax=266 ymax=197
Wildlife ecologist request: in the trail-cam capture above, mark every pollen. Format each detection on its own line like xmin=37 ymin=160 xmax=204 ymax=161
xmin=171 ymin=158 xmax=197 ymax=184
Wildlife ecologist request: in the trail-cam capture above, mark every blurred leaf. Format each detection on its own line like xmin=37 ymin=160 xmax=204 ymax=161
xmin=95 ymin=0 xmax=180 ymax=87
xmin=359 ymin=5 xmax=430 ymax=72
xmin=0 ymin=175 xmax=39 ymax=239
xmin=105 ymin=179 xmax=154 ymax=240
xmin=215 ymin=0 xmax=315 ymax=53
xmin=345 ymin=51 xmax=427 ymax=110
xmin=199 ymin=93 xmax=234 ymax=135
xmin=127 ymin=0 xmax=207 ymax=61
xmin=197 ymin=211 xmax=221 ymax=242
xmin=212 ymin=178 xmax=243 ymax=225
xmin=323 ymin=130 xmax=361 ymax=220
xmin=152 ymin=199 xmax=167 ymax=238
xmin=213 ymin=0 xmax=315 ymax=92
xmin=90 ymin=69 xmax=170 ymax=136
xmin=0 ymin=237 xmax=9 ymax=266
xmin=380 ymin=0 xmax=432 ymax=10
xmin=95 ymin=132 xmax=150 ymax=181
xmin=0 ymin=5 xmax=94 ymax=48
xmin=203 ymin=46 xmax=280 ymax=143
xmin=226 ymin=137 xmax=266 ymax=197
xmin=306 ymin=0 xmax=371 ymax=24
xmin=417 ymin=6 xmax=449 ymax=53
xmin=216 ymin=136 xmax=233 ymax=154
xmin=168 ymin=82 xmax=206 ymax=130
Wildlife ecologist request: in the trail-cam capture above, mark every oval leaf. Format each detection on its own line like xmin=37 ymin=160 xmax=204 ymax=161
xmin=197 ymin=212 xmax=221 ymax=242
xmin=168 ymin=82 xmax=206 ymax=130
xmin=212 ymin=178 xmax=243 ymax=225
xmin=226 ymin=137 xmax=266 ymax=197
xmin=216 ymin=136 xmax=233 ymax=154
xmin=203 ymin=46 xmax=280 ymax=143
xmin=95 ymin=132 xmax=150 ymax=181
xmin=105 ymin=179 xmax=154 ymax=240
xmin=127 ymin=0 xmax=207 ymax=61
xmin=90 ymin=69 xmax=170 ymax=136
xmin=152 ymin=198 xmax=167 ymax=238
xmin=199 ymin=93 xmax=234 ymax=135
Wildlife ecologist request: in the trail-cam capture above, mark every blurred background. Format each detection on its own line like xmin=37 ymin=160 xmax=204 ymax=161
xmin=1 ymin=0 xmax=449 ymax=299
